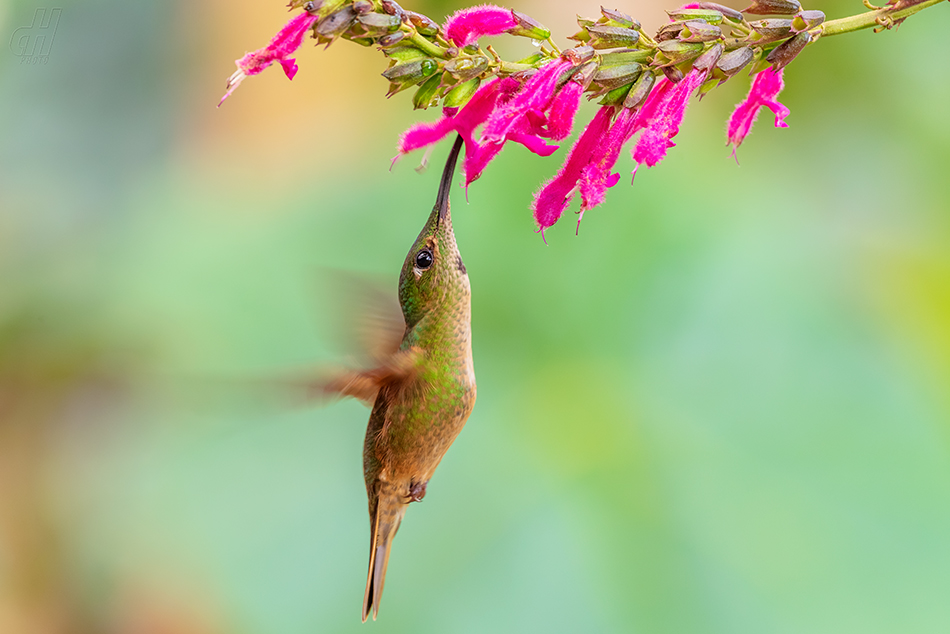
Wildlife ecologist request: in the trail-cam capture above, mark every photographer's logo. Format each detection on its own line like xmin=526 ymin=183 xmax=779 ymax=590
xmin=10 ymin=8 xmax=61 ymax=65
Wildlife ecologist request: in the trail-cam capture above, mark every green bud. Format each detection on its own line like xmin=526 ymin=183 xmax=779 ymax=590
xmin=599 ymin=83 xmax=632 ymax=106
xmin=352 ymin=0 xmax=373 ymax=14
xmin=509 ymin=11 xmax=552 ymax=41
xmin=302 ymin=1 xmax=325 ymax=14
xmin=406 ymin=11 xmax=439 ymax=36
xmin=349 ymin=37 xmax=375 ymax=47
xmin=667 ymin=8 xmax=724 ymax=25
xmin=443 ymin=77 xmax=481 ymax=108
xmin=382 ymin=58 xmax=438 ymax=84
xmin=792 ymin=10 xmax=825 ymax=31
xmin=571 ymin=60 xmax=599 ymax=88
xmin=623 ymin=70 xmax=656 ymax=109
xmin=412 ymin=73 xmax=443 ymax=110
xmin=693 ymin=42 xmax=724 ymax=71
xmin=697 ymin=2 xmax=744 ymax=22
xmin=743 ymin=0 xmax=801 ymax=15
xmin=384 ymin=46 xmax=426 ymax=62
xmin=462 ymin=44 xmax=481 ymax=55
xmin=443 ymin=55 xmax=489 ymax=82
xmin=593 ymin=61 xmax=642 ymax=89
xmin=765 ymin=30 xmax=811 ymax=69
xmin=678 ymin=20 xmax=723 ymax=42
xmin=749 ymin=19 xmax=793 ymax=38
xmin=514 ymin=52 xmax=545 ymax=65
xmin=657 ymin=40 xmax=704 ymax=64
xmin=600 ymin=8 xmax=639 ymax=30
xmin=587 ymin=25 xmax=640 ymax=49
xmin=358 ymin=13 xmax=401 ymax=34
xmin=715 ymin=46 xmax=754 ymax=76
xmin=599 ymin=49 xmax=652 ymax=66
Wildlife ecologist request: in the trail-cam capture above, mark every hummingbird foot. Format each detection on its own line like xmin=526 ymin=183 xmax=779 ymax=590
xmin=407 ymin=480 xmax=428 ymax=503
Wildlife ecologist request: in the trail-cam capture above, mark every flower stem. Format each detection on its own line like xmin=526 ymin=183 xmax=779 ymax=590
xmin=813 ymin=0 xmax=947 ymax=37
xmin=407 ymin=31 xmax=446 ymax=59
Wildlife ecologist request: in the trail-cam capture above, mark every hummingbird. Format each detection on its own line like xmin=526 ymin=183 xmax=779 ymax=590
xmin=323 ymin=134 xmax=476 ymax=621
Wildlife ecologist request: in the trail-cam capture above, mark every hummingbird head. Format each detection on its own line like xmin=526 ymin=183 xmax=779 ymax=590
xmin=398 ymin=135 xmax=470 ymax=329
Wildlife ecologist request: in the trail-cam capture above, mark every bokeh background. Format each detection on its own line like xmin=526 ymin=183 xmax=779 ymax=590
xmin=2 ymin=0 xmax=949 ymax=632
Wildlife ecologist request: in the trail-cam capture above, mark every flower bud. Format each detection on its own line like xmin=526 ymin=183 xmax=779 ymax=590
xmin=443 ymin=55 xmax=489 ymax=81
xmin=352 ymin=1 xmax=373 ymax=14
xmin=622 ymin=69 xmax=656 ymax=109
xmin=599 ymin=49 xmax=652 ymax=65
xmin=693 ymin=42 xmax=724 ymax=71
xmin=570 ymin=59 xmax=599 ymax=88
xmin=656 ymin=23 xmax=686 ymax=42
xmin=406 ymin=11 xmax=439 ymax=36
xmin=599 ymin=83 xmax=632 ymax=106
xmin=564 ymin=45 xmax=596 ymax=65
xmin=443 ymin=77 xmax=481 ymax=107
xmin=678 ymin=20 xmax=723 ymax=42
xmin=587 ymin=25 xmax=640 ymax=49
xmin=657 ymin=40 xmax=704 ymax=64
xmin=462 ymin=44 xmax=480 ymax=55
xmin=765 ymin=30 xmax=810 ymax=69
xmin=715 ymin=46 xmax=754 ymax=76
xmin=377 ymin=31 xmax=405 ymax=47
xmin=667 ymin=8 xmax=724 ymax=25
xmin=593 ymin=61 xmax=642 ymax=89
xmin=509 ymin=11 xmax=552 ymax=41
xmin=662 ymin=65 xmax=685 ymax=83
xmin=381 ymin=0 xmax=404 ymax=18
xmin=302 ymin=1 xmax=325 ymax=14
xmin=316 ymin=4 xmax=358 ymax=37
xmin=384 ymin=45 xmax=426 ymax=62
xmin=601 ymin=7 xmax=640 ymax=30
xmin=358 ymin=12 xmax=401 ymax=34
xmin=697 ymin=2 xmax=744 ymax=22
xmin=743 ymin=0 xmax=801 ymax=15
xmin=792 ymin=10 xmax=825 ymax=31
xmin=749 ymin=19 xmax=793 ymax=38
xmin=382 ymin=58 xmax=439 ymax=95
xmin=412 ymin=73 xmax=442 ymax=109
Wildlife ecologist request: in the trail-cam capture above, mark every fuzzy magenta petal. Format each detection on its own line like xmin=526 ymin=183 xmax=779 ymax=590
xmin=727 ymin=67 xmax=789 ymax=150
xmin=444 ymin=5 xmax=518 ymax=47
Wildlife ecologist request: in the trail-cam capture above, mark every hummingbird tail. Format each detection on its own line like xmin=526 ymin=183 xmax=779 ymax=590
xmin=362 ymin=492 xmax=406 ymax=622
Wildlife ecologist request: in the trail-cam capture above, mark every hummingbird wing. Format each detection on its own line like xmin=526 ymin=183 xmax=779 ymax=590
xmin=323 ymin=271 xmax=405 ymax=365
xmin=316 ymin=347 xmax=422 ymax=406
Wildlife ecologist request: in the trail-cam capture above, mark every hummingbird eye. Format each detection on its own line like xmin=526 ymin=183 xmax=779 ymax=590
xmin=415 ymin=249 xmax=434 ymax=270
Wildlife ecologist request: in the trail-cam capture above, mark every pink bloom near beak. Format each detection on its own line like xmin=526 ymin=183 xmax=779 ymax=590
xmin=219 ymin=11 xmax=318 ymax=107
xmin=726 ymin=67 xmax=789 ymax=153
xmin=531 ymin=106 xmax=615 ymax=233
xmin=443 ymin=5 xmax=518 ymax=47
xmin=631 ymin=69 xmax=706 ymax=172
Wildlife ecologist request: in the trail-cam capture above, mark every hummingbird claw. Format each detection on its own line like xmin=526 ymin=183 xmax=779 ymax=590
xmin=408 ymin=480 xmax=427 ymax=502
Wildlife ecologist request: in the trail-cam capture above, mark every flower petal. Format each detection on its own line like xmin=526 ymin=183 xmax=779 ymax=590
xmin=444 ymin=5 xmax=518 ymax=47
xmin=726 ymin=67 xmax=789 ymax=150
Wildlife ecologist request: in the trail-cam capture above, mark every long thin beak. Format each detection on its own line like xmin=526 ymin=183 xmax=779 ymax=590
xmin=435 ymin=134 xmax=464 ymax=226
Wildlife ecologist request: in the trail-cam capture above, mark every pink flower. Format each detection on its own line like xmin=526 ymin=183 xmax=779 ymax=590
xmin=726 ymin=67 xmax=789 ymax=152
xmin=481 ymin=60 xmax=571 ymax=144
xmin=443 ymin=5 xmax=518 ymax=47
xmin=396 ymin=76 xmax=520 ymax=168
xmin=631 ymin=69 xmax=706 ymax=172
xmin=219 ymin=11 xmax=318 ymax=106
xmin=579 ymin=107 xmax=640 ymax=213
xmin=545 ymin=80 xmax=584 ymax=141
xmin=531 ymin=107 xmax=615 ymax=234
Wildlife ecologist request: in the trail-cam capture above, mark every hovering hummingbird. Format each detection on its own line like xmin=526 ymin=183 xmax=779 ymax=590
xmin=323 ymin=135 xmax=476 ymax=621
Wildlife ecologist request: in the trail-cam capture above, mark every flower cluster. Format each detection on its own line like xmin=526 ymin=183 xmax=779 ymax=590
xmin=221 ymin=0 xmax=943 ymax=236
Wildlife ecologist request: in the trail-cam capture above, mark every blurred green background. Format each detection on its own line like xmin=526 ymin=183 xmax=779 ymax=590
xmin=2 ymin=0 xmax=949 ymax=632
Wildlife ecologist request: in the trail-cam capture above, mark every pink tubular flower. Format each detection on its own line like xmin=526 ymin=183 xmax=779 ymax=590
xmin=631 ymin=69 xmax=706 ymax=173
xmin=545 ymin=80 xmax=584 ymax=141
xmin=727 ymin=67 xmax=789 ymax=153
xmin=579 ymin=107 xmax=640 ymax=213
xmin=219 ymin=11 xmax=318 ymax=106
xmin=531 ymin=107 xmax=615 ymax=234
xmin=396 ymin=77 xmax=520 ymax=167
xmin=443 ymin=5 xmax=518 ymax=47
